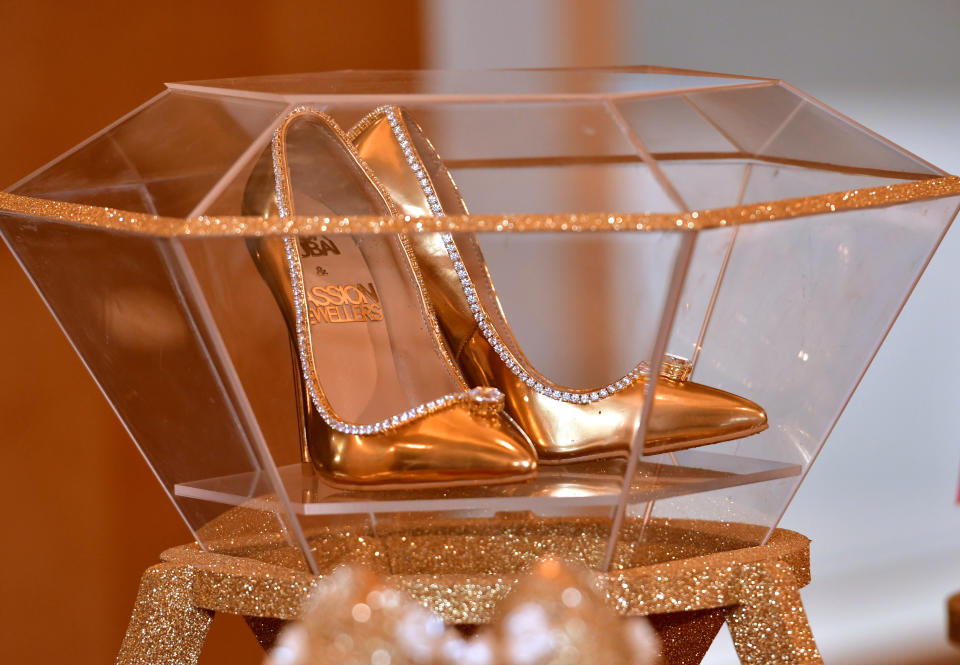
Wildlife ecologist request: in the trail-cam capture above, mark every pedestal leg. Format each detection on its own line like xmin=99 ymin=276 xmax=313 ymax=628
xmin=116 ymin=563 xmax=213 ymax=665
xmin=724 ymin=562 xmax=822 ymax=665
xmin=647 ymin=608 xmax=726 ymax=665
xmin=243 ymin=616 xmax=287 ymax=651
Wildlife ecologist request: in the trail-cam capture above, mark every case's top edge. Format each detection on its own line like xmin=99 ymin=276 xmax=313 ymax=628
xmin=163 ymin=67 xmax=768 ymax=102
xmin=169 ymin=65 xmax=770 ymax=83
xmin=1 ymin=176 xmax=957 ymax=238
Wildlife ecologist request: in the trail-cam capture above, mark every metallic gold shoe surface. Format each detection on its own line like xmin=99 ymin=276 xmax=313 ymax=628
xmin=449 ymin=323 xmax=768 ymax=461
xmin=309 ymin=398 xmax=540 ymax=488
xmin=350 ymin=106 xmax=768 ymax=462
xmin=243 ymin=107 xmax=537 ymax=488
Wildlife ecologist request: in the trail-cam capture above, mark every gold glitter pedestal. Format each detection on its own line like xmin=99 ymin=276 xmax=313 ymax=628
xmin=116 ymin=516 xmax=820 ymax=665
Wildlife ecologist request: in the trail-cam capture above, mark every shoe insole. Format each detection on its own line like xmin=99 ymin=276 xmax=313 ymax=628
xmin=285 ymin=115 xmax=457 ymax=423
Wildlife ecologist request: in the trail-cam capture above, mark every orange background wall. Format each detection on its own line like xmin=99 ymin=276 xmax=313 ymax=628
xmin=0 ymin=3 xmax=421 ymax=663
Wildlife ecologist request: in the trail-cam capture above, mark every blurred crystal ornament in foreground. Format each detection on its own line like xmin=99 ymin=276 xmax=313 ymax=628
xmin=264 ymin=560 xmax=659 ymax=665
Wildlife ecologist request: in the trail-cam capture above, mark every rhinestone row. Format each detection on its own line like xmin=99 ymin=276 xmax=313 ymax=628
xmin=272 ymin=107 xmax=503 ymax=435
xmin=385 ymin=106 xmax=681 ymax=405
xmin=271 ymin=108 xmax=300 ymax=218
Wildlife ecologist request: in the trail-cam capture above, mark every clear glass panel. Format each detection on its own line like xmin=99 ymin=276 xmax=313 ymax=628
xmin=686 ymin=82 xmax=941 ymax=177
xmin=614 ymin=93 xmax=740 ymax=155
xmin=615 ymin=477 xmax=802 ymax=565
xmin=668 ymin=224 xmax=739 ymax=360
xmin=759 ymin=89 xmax=943 ymax=177
xmin=177 ymin=237 xmax=304 ymax=470
xmin=741 ymin=162 xmax=913 ymax=203
xmin=12 ymin=90 xmax=290 ymax=216
xmin=656 ymin=161 xmax=749 ymax=209
xmin=0 ymin=216 xmax=315 ymax=570
xmin=480 ymin=232 xmax=683 ymax=386
xmin=455 ymin=161 xmax=678 ymax=214
xmin=381 ymin=101 xmax=641 ymax=161
xmin=374 ymin=100 xmax=680 ymax=215
xmin=661 ymin=158 xmax=921 ymax=363
xmin=685 ymin=83 xmax=805 ymax=155
xmin=615 ymin=195 xmax=960 ymax=563
xmin=193 ymin=99 xmax=683 ymax=217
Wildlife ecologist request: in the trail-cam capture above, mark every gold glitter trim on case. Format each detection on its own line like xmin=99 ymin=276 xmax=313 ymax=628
xmin=3 ymin=175 xmax=959 ymax=237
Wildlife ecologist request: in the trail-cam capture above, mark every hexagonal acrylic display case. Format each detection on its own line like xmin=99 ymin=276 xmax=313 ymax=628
xmin=2 ymin=68 xmax=957 ymax=575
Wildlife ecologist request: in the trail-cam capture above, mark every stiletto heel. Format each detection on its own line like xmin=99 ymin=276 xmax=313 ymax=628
xmin=349 ymin=106 xmax=768 ymax=463
xmin=242 ymin=107 xmax=537 ymax=488
xmin=245 ymin=233 xmax=315 ymax=469
xmin=287 ymin=334 xmax=312 ymax=467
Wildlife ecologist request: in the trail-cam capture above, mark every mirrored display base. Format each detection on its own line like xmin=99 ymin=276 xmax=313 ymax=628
xmin=174 ymin=448 xmax=801 ymax=517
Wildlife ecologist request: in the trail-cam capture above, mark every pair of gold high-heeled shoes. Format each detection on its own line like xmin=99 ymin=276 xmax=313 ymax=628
xmin=243 ymin=106 xmax=767 ymax=490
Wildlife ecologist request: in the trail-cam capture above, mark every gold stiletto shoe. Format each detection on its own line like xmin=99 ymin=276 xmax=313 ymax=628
xmin=349 ymin=106 xmax=768 ymax=463
xmin=242 ymin=107 xmax=537 ymax=488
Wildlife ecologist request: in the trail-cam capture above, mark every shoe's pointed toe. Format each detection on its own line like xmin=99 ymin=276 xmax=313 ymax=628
xmin=436 ymin=408 xmax=540 ymax=477
xmin=646 ymin=381 xmax=768 ymax=453
xmin=400 ymin=405 xmax=539 ymax=481
xmin=315 ymin=406 xmax=537 ymax=489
